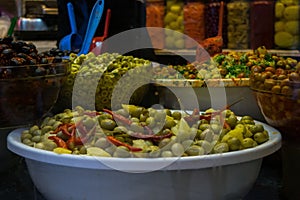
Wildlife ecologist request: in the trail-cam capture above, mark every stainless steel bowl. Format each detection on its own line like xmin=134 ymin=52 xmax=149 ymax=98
xmin=16 ymin=17 xmax=48 ymax=31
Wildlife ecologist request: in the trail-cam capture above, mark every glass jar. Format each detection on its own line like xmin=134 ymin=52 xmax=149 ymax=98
xmin=183 ymin=0 xmax=205 ymax=48
xmin=146 ymin=0 xmax=165 ymax=49
xmin=204 ymin=0 xmax=228 ymax=48
xmin=227 ymin=0 xmax=250 ymax=49
xmin=164 ymin=0 xmax=184 ymax=49
xmin=274 ymin=0 xmax=300 ymax=50
xmin=250 ymin=0 xmax=275 ymax=49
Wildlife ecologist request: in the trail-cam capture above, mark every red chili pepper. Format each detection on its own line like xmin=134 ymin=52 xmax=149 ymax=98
xmin=48 ymin=136 xmax=68 ymax=149
xmin=103 ymin=108 xmax=132 ymax=125
xmin=107 ymin=136 xmax=142 ymax=152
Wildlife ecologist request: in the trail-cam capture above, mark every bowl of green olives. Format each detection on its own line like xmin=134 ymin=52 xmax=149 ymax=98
xmin=0 ymin=37 xmax=69 ymax=127
xmin=7 ymin=105 xmax=281 ymax=200
xmin=250 ymin=55 xmax=300 ymax=138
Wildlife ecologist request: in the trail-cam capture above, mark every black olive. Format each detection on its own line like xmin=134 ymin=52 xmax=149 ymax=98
xmin=40 ymin=57 xmax=49 ymax=64
xmin=10 ymin=57 xmax=27 ymax=66
xmin=21 ymin=46 xmax=31 ymax=54
xmin=2 ymin=48 xmax=15 ymax=58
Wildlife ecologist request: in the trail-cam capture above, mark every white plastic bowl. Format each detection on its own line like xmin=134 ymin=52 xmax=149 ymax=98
xmin=7 ymin=121 xmax=281 ymax=200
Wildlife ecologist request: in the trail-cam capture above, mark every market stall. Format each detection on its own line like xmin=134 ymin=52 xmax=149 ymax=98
xmin=0 ymin=0 xmax=300 ymax=199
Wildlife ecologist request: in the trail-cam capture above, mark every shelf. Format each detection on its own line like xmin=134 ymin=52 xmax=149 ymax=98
xmin=155 ymin=49 xmax=300 ymax=57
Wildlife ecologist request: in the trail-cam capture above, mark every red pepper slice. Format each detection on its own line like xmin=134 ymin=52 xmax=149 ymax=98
xmin=107 ymin=136 xmax=142 ymax=152
xmin=103 ymin=108 xmax=132 ymax=125
xmin=48 ymin=136 xmax=68 ymax=149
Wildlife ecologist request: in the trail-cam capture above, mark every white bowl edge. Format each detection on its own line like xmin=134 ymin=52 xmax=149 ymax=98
xmin=7 ymin=121 xmax=282 ymax=172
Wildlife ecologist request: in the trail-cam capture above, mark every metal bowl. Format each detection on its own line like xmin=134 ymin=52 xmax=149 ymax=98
xmin=16 ymin=17 xmax=48 ymax=31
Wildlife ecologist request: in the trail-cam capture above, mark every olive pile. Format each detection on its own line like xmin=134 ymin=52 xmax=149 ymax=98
xmin=55 ymin=52 xmax=151 ymax=112
xmin=21 ymin=105 xmax=270 ymax=157
xmin=250 ymin=48 xmax=300 ymax=132
xmin=0 ymin=37 xmax=64 ymax=67
xmin=153 ymin=47 xmax=300 ymax=80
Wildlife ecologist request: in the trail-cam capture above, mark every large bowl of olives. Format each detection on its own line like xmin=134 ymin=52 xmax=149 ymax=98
xmin=250 ymin=54 xmax=300 ymax=138
xmin=0 ymin=37 xmax=69 ymax=127
xmin=7 ymin=105 xmax=281 ymax=200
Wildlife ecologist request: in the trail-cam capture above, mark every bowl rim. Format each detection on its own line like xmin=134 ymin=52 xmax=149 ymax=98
xmin=7 ymin=120 xmax=281 ymax=172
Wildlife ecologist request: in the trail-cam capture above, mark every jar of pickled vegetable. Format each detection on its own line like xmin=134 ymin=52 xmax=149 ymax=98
xmin=164 ymin=0 xmax=185 ymax=49
xmin=146 ymin=0 xmax=165 ymax=49
xmin=205 ymin=0 xmax=228 ymax=48
xmin=183 ymin=0 xmax=205 ymax=48
xmin=227 ymin=0 xmax=250 ymax=49
xmin=274 ymin=0 xmax=300 ymax=50
xmin=250 ymin=0 xmax=275 ymax=49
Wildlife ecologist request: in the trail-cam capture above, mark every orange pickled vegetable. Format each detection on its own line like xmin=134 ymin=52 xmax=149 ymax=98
xmin=146 ymin=1 xmax=165 ymax=49
xmin=184 ymin=2 xmax=205 ymax=48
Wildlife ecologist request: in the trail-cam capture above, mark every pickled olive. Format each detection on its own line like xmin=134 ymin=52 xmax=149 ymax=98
xmin=213 ymin=143 xmax=229 ymax=153
xmin=31 ymin=135 xmax=41 ymax=143
xmin=43 ymin=141 xmax=57 ymax=151
xmin=29 ymin=125 xmax=39 ymax=134
xmin=35 ymin=142 xmax=45 ymax=150
xmin=172 ymin=111 xmax=182 ymax=120
xmin=171 ymin=143 xmax=185 ymax=157
xmin=186 ymin=145 xmax=205 ymax=156
xmin=20 ymin=105 xmax=270 ymax=157
xmin=164 ymin=118 xmax=176 ymax=129
xmin=254 ymin=131 xmax=269 ymax=144
xmin=100 ymin=119 xmax=117 ymax=130
xmin=199 ymin=123 xmax=210 ymax=131
xmin=226 ymin=115 xmax=238 ymax=129
xmin=249 ymin=124 xmax=264 ymax=134
xmin=227 ymin=137 xmax=241 ymax=151
xmin=161 ymin=150 xmax=173 ymax=157
xmin=242 ymin=138 xmax=257 ymax=148
xmin=113 ymin=146 xmax=131 ymax=158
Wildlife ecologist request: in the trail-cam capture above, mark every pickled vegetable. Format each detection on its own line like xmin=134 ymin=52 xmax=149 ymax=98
xmin=21 ymin=105 xmax=270 ymax=157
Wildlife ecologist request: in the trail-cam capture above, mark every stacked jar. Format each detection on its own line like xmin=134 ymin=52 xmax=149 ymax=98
xmin=146 ymin=0 xmax=165 ymax=49
xmin=250 ymin=0 xmax=275 ymax=49
xmin=227 ymin=0 xmax=250 ymax=49
xmin=183 ymin=0 xmax=205 ymax=48
xmin=164 ymin=0 xmax=185 ymax=49
xmin=274 ymin=0 xmax=299 ymax=49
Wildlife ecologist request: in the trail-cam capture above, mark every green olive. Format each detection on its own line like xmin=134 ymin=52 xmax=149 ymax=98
xmin=43 ymin=140 xmax=57 ymax=151
xmin=35 ymin=142 xmax=45 ymax=149
xmin=213 ymin=142 xmax=229 ymax=153
xmin=242 ymin=138 xmax=257 ymax=148
xmin=41 ymin=126 xmax=53 ymax=134
xmin=31 ymin=135 xmax=41 ymax=143
xmin=249 ymin=124 xmax=264 ymax=134
xmin=226 ymin=115 xmax=238 ymax=129
xmin=199 ymin=123 xmax=210 ymax=131
xmin=113 ymin=146 xmax=131 ymax=158
xmin=227 ymin=137 xmax=241 ymax=151
xmin=161 ymin=150 xmax=173 ymax=157
xmin=100 ymin=119 xmax=116 ymax=130
xmin=29 ymin=125 xmax=39 ymax=134
xmin=94 ymin=138 xmax=110 ymax=149
xmin=171 ymin=143 xmax=185 ymax=156
xmin=164 ymin=118 xmax=176 ymax=129
xmin=185 ymin=145 xmax=205 ymax=156
xmin=172 ymin=111 xmax=182 ymax=120
xmin=254 ymin=131 xmax=269 ymax=144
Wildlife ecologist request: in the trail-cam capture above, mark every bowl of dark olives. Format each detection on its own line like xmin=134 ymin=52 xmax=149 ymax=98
xmin=0 ymin=37 xmax=69 ymax=127
xmin=250 ymin=54 xmax=300 ymax=138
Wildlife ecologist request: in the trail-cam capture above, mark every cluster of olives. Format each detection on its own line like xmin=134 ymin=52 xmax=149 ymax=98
xmin=21 ymin=105 xmax=270 ymax=158
xmin=0 ymin=37 xmax=66 ymax=67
